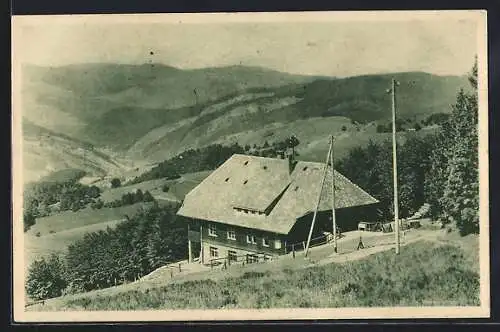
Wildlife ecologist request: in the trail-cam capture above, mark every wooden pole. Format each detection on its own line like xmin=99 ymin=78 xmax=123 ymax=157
xmin=187 ymin=223 xmax=192 ymax=263
xmin=391 ymin=78 xmax=401 ymax=255
xmin=200 ymin=224 xmax=204 ymax=264
xmin=330 ymin=135 xmax=337 ymax=253
xmin=305 ymin=139 xmax=332 ymax=257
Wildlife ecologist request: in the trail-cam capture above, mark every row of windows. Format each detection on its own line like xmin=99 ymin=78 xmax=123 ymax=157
xmin=208 ymin=223 xmax=282 ymax=249
xmin=210 ymin=247 xmax=241 ymax=260
xmin=209 ymin=247 xmax=268 ymax=263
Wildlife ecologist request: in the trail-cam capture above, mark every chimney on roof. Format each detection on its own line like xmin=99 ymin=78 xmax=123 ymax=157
xmin=287 ymin=148 xmax=297 ymax=174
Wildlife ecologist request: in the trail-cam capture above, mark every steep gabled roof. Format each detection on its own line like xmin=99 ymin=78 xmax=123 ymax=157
xmin=177 ymin=154 xmax=379 ymax=234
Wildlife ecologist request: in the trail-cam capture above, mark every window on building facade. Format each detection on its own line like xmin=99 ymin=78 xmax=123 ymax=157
xmin=262 ymin=237 xmax=270 ymax=247
xmin=227 ymin=229 xmax=236 ymax=240
xmin=208 ymin=224 xmax=217 ymax=237
xmin=246 ymin=234 xmax=256 ymax=244
xmin=274 ymin=239 xmax=282 ymax=249
xmin=209 ymin=246 xmax=218 ymax=258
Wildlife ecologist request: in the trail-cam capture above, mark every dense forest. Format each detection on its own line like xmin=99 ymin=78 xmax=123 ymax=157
xmin=26 ymin=203 xmax=187 ymax=299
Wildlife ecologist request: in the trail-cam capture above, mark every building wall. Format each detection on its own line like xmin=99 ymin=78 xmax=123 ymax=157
xmin=201 ymin=241 xmax=275 ymax=265
xmin=287 ymin=204 xmax=379 ymax=244
xmin=186 ymin=218 xmax=287 ymax=263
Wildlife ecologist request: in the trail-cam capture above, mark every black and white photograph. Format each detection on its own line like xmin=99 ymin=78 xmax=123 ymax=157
xmin=11 ymin=10 xmax=489 ymax=321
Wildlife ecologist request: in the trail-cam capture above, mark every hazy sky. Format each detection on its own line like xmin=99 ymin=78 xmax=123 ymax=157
xmin=15 ymin=14 xmax=479 ymax=77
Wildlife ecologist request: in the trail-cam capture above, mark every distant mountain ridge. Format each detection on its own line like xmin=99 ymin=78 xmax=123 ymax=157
xmin=20 ymin=63 xmax=470 ymax=182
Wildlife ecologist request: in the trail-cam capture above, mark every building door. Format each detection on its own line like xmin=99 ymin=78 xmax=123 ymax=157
xmin=228 ymin=250 xmax=237 ymax=262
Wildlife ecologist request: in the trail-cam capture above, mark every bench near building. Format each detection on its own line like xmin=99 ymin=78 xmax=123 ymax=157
xmin=176 ymin=153 xmax=379 ymax=264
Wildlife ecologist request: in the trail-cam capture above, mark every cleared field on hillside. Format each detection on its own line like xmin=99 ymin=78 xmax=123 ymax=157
xmin=100 ymin=171 xmax=211 ymax=202
xmin=26 ymin=203 xmax=151 ymax=236
xmin=24 ymin=202 xmax=157 ymax=270
xmin=24 ymin=219 xmax=124 ymax=269
xmin=30 ymin=234 xmax=479 ymax=310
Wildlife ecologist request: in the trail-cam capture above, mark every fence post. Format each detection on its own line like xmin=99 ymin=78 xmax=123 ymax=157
xmin=302 ymin=241 xmax=306 ymax=251
xmin=292 ymin=244 xmax=296 ymax=258
xmin=179 ymin=263 xmax=181 ymax=272
xmin=170 ymin=269 xmax=173 ymax=278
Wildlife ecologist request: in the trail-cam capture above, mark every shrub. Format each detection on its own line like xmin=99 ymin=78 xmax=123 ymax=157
xmin=26 ymin=254 xmax=67 ymax=300
xmin=91 ymin=199 xmax=104 ymax=210
xmin=162 ymin=184 xmax=170 ymax=193
xmin=110 ymin=178 xmax=121 ymax=188
xmin=24 ymin=212 xmax=36 ymax=232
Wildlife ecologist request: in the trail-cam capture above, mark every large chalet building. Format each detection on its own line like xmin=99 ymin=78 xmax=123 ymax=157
xmin=177 ymin=152 xmax=379 ymax=264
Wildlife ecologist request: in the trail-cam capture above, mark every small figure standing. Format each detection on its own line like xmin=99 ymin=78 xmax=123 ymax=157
xmin=357 ymin=235 xmax=364 ymax=250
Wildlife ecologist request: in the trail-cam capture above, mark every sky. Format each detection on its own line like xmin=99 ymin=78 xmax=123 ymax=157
xmin=14 ymin=13 xmax=479 ymax=77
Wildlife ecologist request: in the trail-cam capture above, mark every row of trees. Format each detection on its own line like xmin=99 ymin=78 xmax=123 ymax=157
xmin=129 ymin=143 xmax=245 ymax=184
xmin=336 ymin=60 xmax=479 ymax=235
xmin=91 ymin=189 xmax=156 ymax=209
xmin=375 ymin=112 xmax=451 ymax=134
xmin=26 ymin=203 xmax=187 ymax=299
xmin=244 ymin=136 xmax=301 ymax=158
xmin=130 ymin=136 xmax=303 ymax=184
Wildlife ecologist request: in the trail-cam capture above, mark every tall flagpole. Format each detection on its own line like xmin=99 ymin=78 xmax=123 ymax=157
xmin=391 ymin=78 xmax=401 ymax=255
xmin=330 ymin=135 xmax=337 ymax=253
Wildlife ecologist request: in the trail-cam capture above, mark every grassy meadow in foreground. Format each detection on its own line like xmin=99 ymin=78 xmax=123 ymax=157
xmin=49 ymin=240 xmax=479 ymax=310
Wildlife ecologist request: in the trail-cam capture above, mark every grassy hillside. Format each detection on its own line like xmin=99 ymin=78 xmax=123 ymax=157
xmin=22 ymin=120 xmax=127 ymax=184
xmin=29 ymin=236 xmax=479 ymax=310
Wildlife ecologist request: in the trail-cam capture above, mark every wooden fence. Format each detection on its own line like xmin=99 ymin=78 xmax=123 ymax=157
xmin=284 ymin=232 xmax=341 ymax=258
